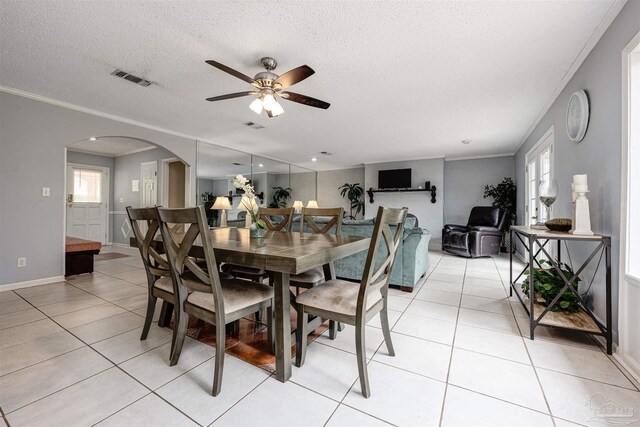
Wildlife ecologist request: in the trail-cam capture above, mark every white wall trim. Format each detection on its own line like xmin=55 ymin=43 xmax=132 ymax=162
xmin=67 ymin=145 xmax=156 ymax=158
xmin=515 ymin=0 xmax=628 ymax=152
xmin=617 ymin=29 xmax=640 ymax=382
xmin=109 ymin=211 xmax=128 ymax=215
xmin=445 ymin=152 xmax=515 ymax=162
xmin=110 ymin=242 xmax=132 ymax=248
xmin=0 ymin=276 xmax=66 ymax=291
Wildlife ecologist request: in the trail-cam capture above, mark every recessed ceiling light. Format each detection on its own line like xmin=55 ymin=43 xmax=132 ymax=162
xmin=461 ymin=140 xmax=472 ymax=145
xmin=258 ymin=164 xmax=264 ymax=167
xmin=311 ymin=157 xmax=317 ymax=162
xmin=89 ymin=137 xmax=97 ymax=141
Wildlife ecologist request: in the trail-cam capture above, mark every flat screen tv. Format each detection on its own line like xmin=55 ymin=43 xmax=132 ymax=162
xmin=378 ymin=168 xmax=411 ymax=189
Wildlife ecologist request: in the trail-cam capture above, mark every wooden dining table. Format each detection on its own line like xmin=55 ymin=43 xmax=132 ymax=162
xmin=157 ymin=227 xmax=370 ymax=382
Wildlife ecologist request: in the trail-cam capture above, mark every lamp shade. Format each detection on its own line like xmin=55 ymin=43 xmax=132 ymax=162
xmin=306 ymin=200 xmax=319 ymax=208
xmin=292 ymin=200 xmax=304 ymax=210
xmin=237 ymin=195 xmax=258 ymax=211
xmin=211 ymin=197 xmax=231 ymax=210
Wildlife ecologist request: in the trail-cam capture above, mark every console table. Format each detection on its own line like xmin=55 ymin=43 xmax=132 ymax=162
xmin=509 ymin=226 xmax=612 ymax=354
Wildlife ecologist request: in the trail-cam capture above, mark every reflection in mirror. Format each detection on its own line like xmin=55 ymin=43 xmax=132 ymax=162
xmin=196 ymin=142 xmax=251 ymax=227
xmin=289 ymin=164 xmax=317 ymax=208
xmin=251 ymin=155 xmax=290 ymax=208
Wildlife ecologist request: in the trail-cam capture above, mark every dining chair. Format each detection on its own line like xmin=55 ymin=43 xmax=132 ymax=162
xmin=291 ymin=207 xmax=343 ymax=291
xmin=295 ymin=206 xmax=408 ymax=398
xmin=291 ymin=207 xmax=344 ymax=337
xmin=126 ymin=206 xmax=175 ymax=341
xmin=157 ymin=206 xmax=274 ymax=396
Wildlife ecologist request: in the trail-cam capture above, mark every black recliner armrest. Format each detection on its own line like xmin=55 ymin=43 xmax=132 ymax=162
xmin=469 ymin=226 xmax=502 ymax=235
xmin=443 ymin=224 xmax=469 ymax=232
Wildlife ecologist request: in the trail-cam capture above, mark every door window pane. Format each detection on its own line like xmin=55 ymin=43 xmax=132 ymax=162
xmin=73 ymin=169 xmax=102 ymax=203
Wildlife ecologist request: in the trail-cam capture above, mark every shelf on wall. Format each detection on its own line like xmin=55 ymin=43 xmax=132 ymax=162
xmin=367 ymin=186 xmax=437 ymax=203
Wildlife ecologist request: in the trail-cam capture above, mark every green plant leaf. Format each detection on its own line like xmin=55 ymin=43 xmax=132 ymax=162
xmin=255 ymin=219 xmax=267 ymax=229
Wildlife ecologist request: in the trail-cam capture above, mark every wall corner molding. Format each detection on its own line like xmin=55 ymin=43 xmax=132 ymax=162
xmin=0 ymin=275 xmax=66 ymax=291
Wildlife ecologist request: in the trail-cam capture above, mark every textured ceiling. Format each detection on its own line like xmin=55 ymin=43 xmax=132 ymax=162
xmin=0 ymin=1 xmax=621 ymax=170
xmin=67 ymin=136 xmax=154 ymax=157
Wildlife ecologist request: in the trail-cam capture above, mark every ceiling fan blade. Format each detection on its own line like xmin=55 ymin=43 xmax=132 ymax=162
xmin=274 ymin=65 xmax=315 ymax=89
xmin=205 ymin=91 xmax=254 ymax=102
xmin=205 ymin=60 xmax=255 ymax=85
xmin=280 ymin=91 xmax=330 ymax=109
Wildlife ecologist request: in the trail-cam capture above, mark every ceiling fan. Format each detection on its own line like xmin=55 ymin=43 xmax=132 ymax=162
xmin=205 ymin=57 xmax=330 ymax=117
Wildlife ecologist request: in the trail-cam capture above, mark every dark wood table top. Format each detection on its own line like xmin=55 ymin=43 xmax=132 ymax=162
xmin=158 ymin=227 xmax=371 ymax=275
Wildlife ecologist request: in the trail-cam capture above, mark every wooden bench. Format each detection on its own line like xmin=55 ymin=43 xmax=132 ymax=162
xmin=65 ymin=237 xmax=101 ymax=276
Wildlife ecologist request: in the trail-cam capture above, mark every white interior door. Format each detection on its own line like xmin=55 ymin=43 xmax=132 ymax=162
xmin=619 ymin=35 xmax=640 ymax=380
xmin=66 ymin=165 xmax=107 ymax=244
xmin=525 ymin=130 xmax=554 ymax=226
xmin=141 ymin=161 xmax=157 ymax=207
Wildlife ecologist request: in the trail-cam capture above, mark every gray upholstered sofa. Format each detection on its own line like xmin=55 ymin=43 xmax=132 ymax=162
xmin=292 ymin=216 xmax=431 ymax=292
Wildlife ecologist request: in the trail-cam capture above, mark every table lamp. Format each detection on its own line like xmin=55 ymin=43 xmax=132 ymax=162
xmin=211 ymin=197 xmax=231 ymax=227
xmin=306 ymin=200 xmax=319 ymax=208
xmin=238 ymin=195 xmax=259 ymax=228
xmin=292 ymin=200 xmax=304 ymax=212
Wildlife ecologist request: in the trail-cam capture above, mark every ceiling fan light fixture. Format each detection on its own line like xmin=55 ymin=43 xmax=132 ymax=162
xmin=249 ymin=97 xmax=263 ymax=115
xmin=270 ymin=101 xmax=284 ymax=116
xmin=262 ymin=93 xmax=277 ymax=111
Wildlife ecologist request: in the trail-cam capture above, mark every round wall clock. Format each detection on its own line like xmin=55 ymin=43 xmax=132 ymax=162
xmin=566 ymin=90 xmax=589 ymax=142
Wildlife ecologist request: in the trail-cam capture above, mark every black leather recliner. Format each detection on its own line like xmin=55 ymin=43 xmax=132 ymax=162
xmin=442 ymin=206 xmax=507 ymax=258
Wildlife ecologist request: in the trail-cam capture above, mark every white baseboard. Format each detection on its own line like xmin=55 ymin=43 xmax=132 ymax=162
xmin=0 ymin=275 xmax=66 ymax=292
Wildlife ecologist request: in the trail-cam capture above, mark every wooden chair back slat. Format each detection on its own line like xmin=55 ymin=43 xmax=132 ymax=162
xmin=126 ymin=207 xmax=170 ymax=280
xmin=157 ymin=206 xmax=225 ymax=316
xmin=257 ymin=207 xmax=295 ymax=232
xmin=300 ymin=207 xmax=344 ymax=235
xmin=358 ymin=206 xmax=408 ymax=308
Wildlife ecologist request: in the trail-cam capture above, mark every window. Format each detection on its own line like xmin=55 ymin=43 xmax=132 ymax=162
xmin=73 ymin=168 xmax=102 ymax=203
xmin=525 ymin=129 xmax=554 ymax=226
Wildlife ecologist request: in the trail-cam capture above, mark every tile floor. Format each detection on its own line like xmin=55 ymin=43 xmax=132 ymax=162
xmin=1 ymin=246 xmax=638 ymax=427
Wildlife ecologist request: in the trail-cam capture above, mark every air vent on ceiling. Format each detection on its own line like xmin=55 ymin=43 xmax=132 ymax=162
xmin=243 ymin=121 xmax=265 ymax=130
xmin=232 ymin=162 xmax=244 ymax=166
xmin=110 ymin=69 xmax=153 ymax=87
xmin=320 ymin=151 xmax=333 ymax=155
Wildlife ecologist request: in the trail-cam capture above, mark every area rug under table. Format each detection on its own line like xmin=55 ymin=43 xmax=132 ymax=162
xmin=169 ymin=307 xmax=329 ymax=373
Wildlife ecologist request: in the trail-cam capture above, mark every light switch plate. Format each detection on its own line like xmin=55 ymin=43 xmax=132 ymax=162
xmin=42 ymin=187 xmax=51 ymax=197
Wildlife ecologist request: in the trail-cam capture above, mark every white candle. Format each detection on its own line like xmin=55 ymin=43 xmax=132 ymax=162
xmin=573 ymin=174 xmax=588 ymax=185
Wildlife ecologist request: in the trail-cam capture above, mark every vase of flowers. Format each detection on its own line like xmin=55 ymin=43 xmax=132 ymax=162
xmin=231 ymin=174 xmax=266 ymax=238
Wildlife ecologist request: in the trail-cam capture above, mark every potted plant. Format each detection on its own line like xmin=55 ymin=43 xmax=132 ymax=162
xmin=521 ymin=260 xmax=581 ymax=312
xmin=231 ymin=175 xmax=266 ymax=237
xmin=339 ymin=183 xmax=365 ymax=219
xmin=483 ymin=177 xmax=517 ymax=252
xmin=269 ymin=186 xmax=292 ymax=208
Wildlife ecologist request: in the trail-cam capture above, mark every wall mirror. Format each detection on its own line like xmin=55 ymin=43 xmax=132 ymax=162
xmin=289 ymin=164 xmax=317 ymax=208
xmin=196 ymin=141 xmax=251 ymax=227
xmin=251 ymin=155 xmax=290 ymax=208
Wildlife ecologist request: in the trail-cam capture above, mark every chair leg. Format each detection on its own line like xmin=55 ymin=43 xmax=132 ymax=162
xmin=329 ymin=320 xmax=338 ymax=340
xmin=140 ymin=295 xmax=157 ymax=340
xmin=295 ymin=308 xmax=308 ymax=367
xmin=355 ymin=319 xmax=371 ymax=398
xmin=267 ymin=304 xmax=275 ymax=354
xmin=380 ymin=305 xmax=395 ymax=357
xmin=158 ymin=301 xmax=173 ymax=328
xmin=169 ymin=310 xmax=188 ymax=366
xmin=212 ymin=319 xmax=226 ymax=396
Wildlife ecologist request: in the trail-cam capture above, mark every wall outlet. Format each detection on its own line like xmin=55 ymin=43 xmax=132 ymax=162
xmin=17 ymin=257 xmax=27 ymax=267
xmin=119 ymin=197 xmax=125 ymax=203
xmin=42 ymin=187 xmax=51 ymax=197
